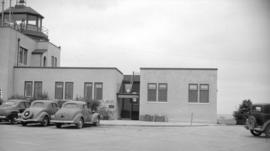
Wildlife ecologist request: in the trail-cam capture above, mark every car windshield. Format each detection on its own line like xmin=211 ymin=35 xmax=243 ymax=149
xmin=253 ymin=106 xmax=262 ymax=112
xmin=63 ymin=103 xmax=82 ymax=109
xmin=31 ymin=102 xmax=45 ymax=108
xmin=1 ymin=101 xmax=17 ymax=107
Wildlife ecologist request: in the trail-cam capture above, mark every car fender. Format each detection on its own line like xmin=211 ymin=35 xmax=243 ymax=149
xmin=262 ymin=120 xmax=270 ymax=131
xmin=73 ymin=113 xmax=84 ymax=123
xmin=36 ymin=112 xmax=49 ymax=121
xmin=91 ymin=113 xmax=100 ymax=122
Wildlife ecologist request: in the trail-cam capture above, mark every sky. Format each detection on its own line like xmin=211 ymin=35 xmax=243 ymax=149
xmin=5 ymin=0 xmax=270 ymax=114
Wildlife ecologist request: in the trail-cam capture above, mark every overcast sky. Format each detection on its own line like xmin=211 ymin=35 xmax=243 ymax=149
xmin=7 ymin=0 xmax=270 ymax=114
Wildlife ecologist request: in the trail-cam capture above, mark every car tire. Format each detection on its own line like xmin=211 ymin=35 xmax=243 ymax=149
xmin=21 ymin=122 xmax=27 ymax=126
xmin=9 ymin=113 xmax=18 ymax=124
xmin=76 ymin=118 xmax=84 ymax=129
xmin=41 ymin=116 xmax=49 ymax=127
xmin=93 ymin=117 xmax=100 ymax=126
xmin=265 ymin=124 xmax=270 ymax=138
xmin=250 ymin=130 xmax=262 ymax=137
xmin=56 ymin=123 xmax=62 ymax=128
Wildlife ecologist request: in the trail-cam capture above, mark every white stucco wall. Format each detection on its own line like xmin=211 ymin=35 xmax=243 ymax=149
xmin=13 ymin=67 xmax=123 ymax=119
xmin=139 ymin=68 xmax=218 ymax=123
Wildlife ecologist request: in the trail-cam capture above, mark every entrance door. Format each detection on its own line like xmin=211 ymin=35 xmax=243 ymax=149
xmin=120 ymin=98 xmax=139 ymax=120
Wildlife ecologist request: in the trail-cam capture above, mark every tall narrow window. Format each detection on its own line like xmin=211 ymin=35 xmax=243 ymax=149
xmin=23 ymin=49 xmax=27 ymax=65
xmin=51 ymin=56 xmax=54 ymax=67
xmin=158 ymin=83 xmax=168 ymax=102
xmin=84 ymin=82 xmax=93 ymax=101
xmin=24 ymin=81 xmax=32 ymax=97
xmin=200 ymin=84 xmax=209 ymax=103
xmin=188 ymin=84 xmax=198 ymax=103
xmin=65 ymin=82 xmax=73 ymax=100
xmin=19 ymin=49 xmax=23 ymax=63
xmin=147 ymin=83 xmax=157 ymax=101
xmin=94 ymin=82 xmax=103 ymax=100
xmin=55 ymin=82 xmax=64 ymax=99
xmin=54 ymin=58 xmax=57 ymax=67
xmin=43 ymin=56 xmax=46 ymax=67
xmin=34 ymin=81 xmax=42 ymax=99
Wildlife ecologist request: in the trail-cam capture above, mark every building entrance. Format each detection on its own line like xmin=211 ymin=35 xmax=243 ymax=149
xmin=120 ymin=98 xmax=139 ymax=120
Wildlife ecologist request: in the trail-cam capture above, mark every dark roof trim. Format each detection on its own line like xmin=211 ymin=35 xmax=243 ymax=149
xmin=32 ymin=49 xmax=47 ymax=54
xmin=14 ymin=66 xmax=123 ymax=75
xmin=140 ymin=67 xmax=218 ymax=71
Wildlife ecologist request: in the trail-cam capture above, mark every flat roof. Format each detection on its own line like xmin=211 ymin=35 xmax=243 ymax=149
xmin=140 ymin=67 xmax=218 ymax=71
xmin=14 ymin=66 xmax=123 ymax=74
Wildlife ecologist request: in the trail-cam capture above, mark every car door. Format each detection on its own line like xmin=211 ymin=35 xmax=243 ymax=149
xmin=83 ymin=105 xmax=91 ymax=122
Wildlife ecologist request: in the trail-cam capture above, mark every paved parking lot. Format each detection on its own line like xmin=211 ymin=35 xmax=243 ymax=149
xmin=0 ymin=122 xmax=269 ymax=151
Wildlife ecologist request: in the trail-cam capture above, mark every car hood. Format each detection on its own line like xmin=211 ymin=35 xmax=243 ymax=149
xmin=0 ymin=107 xmax=13 ymax=116
xmin=55 ymin=108 xmax=81 ymax=120
xmin=24 ymin=108 xmax=47 ymax=118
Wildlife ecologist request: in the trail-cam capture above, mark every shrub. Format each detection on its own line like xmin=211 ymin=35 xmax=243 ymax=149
xmin=98 ymin=106 xmax=113 ymax=120
xmin=9 ymin=93 xmax=49 ymax=104
xmin=0 ymin=98 xmax=3 ymax=105
xmin=233 ymin=99 xmax=252 ymax=125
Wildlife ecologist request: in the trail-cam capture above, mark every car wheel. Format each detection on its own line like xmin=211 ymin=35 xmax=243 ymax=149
xmin=21 ymin=122 xmax=27 ymax=126
xmin=265 ymin=124 xmax=270 ymax=138
xmin=250 ymin=130 xmax=262 ymax=136
xmin=41 ymin=116 xmax=49 ymax=127
xmin=93 ymin=117 xmax=100 ymax=126
xmin=9 ymin=113 xmax=18 ymax=124
xmin=56 ymin=123 xmax=62 ymax=128
xmin=76 ymin=118 xmax=84 ymax=129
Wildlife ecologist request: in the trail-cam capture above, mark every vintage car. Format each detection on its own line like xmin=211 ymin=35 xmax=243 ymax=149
xmin=51 ymin=101 xmax=100 ymax=129
xmin=17 ymin=100 xmax=59 ymax=126
xmin=0 ymin=99 xmax=30 ymax=124
xmin=245 ymin=103 xmax=270 ymax=137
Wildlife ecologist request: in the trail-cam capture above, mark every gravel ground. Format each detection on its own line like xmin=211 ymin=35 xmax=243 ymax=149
xmin=0 ymin=122 xmax=269 ymax=151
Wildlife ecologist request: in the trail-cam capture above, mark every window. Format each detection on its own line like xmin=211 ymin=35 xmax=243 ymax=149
xmin=188 ymin=84 xmax=198 ymax=103
xmin=94 ymin=82 xmax=103 ymax=100
xmin=55 ymin=82 xmax=64 ymax=99
xmin=199 ymin=84 xmax=209 ymax=103
xmin=19 ymin=47 xmax=28 ymax=65
xmin=84 ymin=82 xmax=93 ymax=101
xmin=65 ymin=82 xmax=73 ymax=100
xmin=43 ymin=56 xmax=46 ymax=67
xmin=54 ymin=58 xmax=57 ymax=67
xmin=34 ymin=81 xmax=42 ymax=99
xmin=147 ymin=83 xmax=157 ymax=101
xmin=23 ymin=49 xmax=27 ymax=65
xmin=24 ymin=81 xmax=32 ymax=97
xmin=158 ymin=83 xmax=168 ymax=102
xmin=51 ymin=56 xmax=54 ymax=67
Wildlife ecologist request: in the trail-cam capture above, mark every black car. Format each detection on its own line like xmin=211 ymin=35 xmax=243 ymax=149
xmin=245 ymin=103 xmax=270 ymax=137
xmin=0 ymin=99 xmax=30 ymax=124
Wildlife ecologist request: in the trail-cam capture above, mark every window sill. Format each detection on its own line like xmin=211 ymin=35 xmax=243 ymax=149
xmin=147 ymin=101 xmax=168 ymax=103
xmin=188 ymin=102 xmax=210 ymax=104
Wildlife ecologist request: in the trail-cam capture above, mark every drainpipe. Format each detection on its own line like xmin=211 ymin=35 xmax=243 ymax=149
xmin=1 ymin=0 xmax=4 ymax=26
xmin=9 ymin=0 xmax=11 ymax=23
xmin=17 ymin=38 xmax=20 ymax=66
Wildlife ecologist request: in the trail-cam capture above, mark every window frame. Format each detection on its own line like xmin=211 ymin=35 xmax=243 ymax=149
xmin=188 ymin=83 xmax=199 ymax=103
xmin=199 ymin=84 xmax=210 ymax=103
xmin=84 ymin=82 xmax=93 ymax=101
xmin=65 ymin=82 xmax=74 ymax=100
xmin=24 ymin=81 xmax=33 ymax=97
xmin=158 ymin=83 xmax=168 ymax=102
xmin=55 ymin=82 xmax=64 ymax=100
xmin=94 ymin=82 xmax=103 ymax=100
xmin=147 ymin=83 xmax=157 ymax=102
xmin=33 ymin=81 xmax=42 ymax=99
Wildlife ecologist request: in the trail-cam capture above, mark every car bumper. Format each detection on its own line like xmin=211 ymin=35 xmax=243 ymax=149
xmin=16 ymin=118 xmax=41 ymax=123
xmin=0 ymin=115 xmax=7 ymax=119
xmin=51 ymin=120 xmax=76 ymax=124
